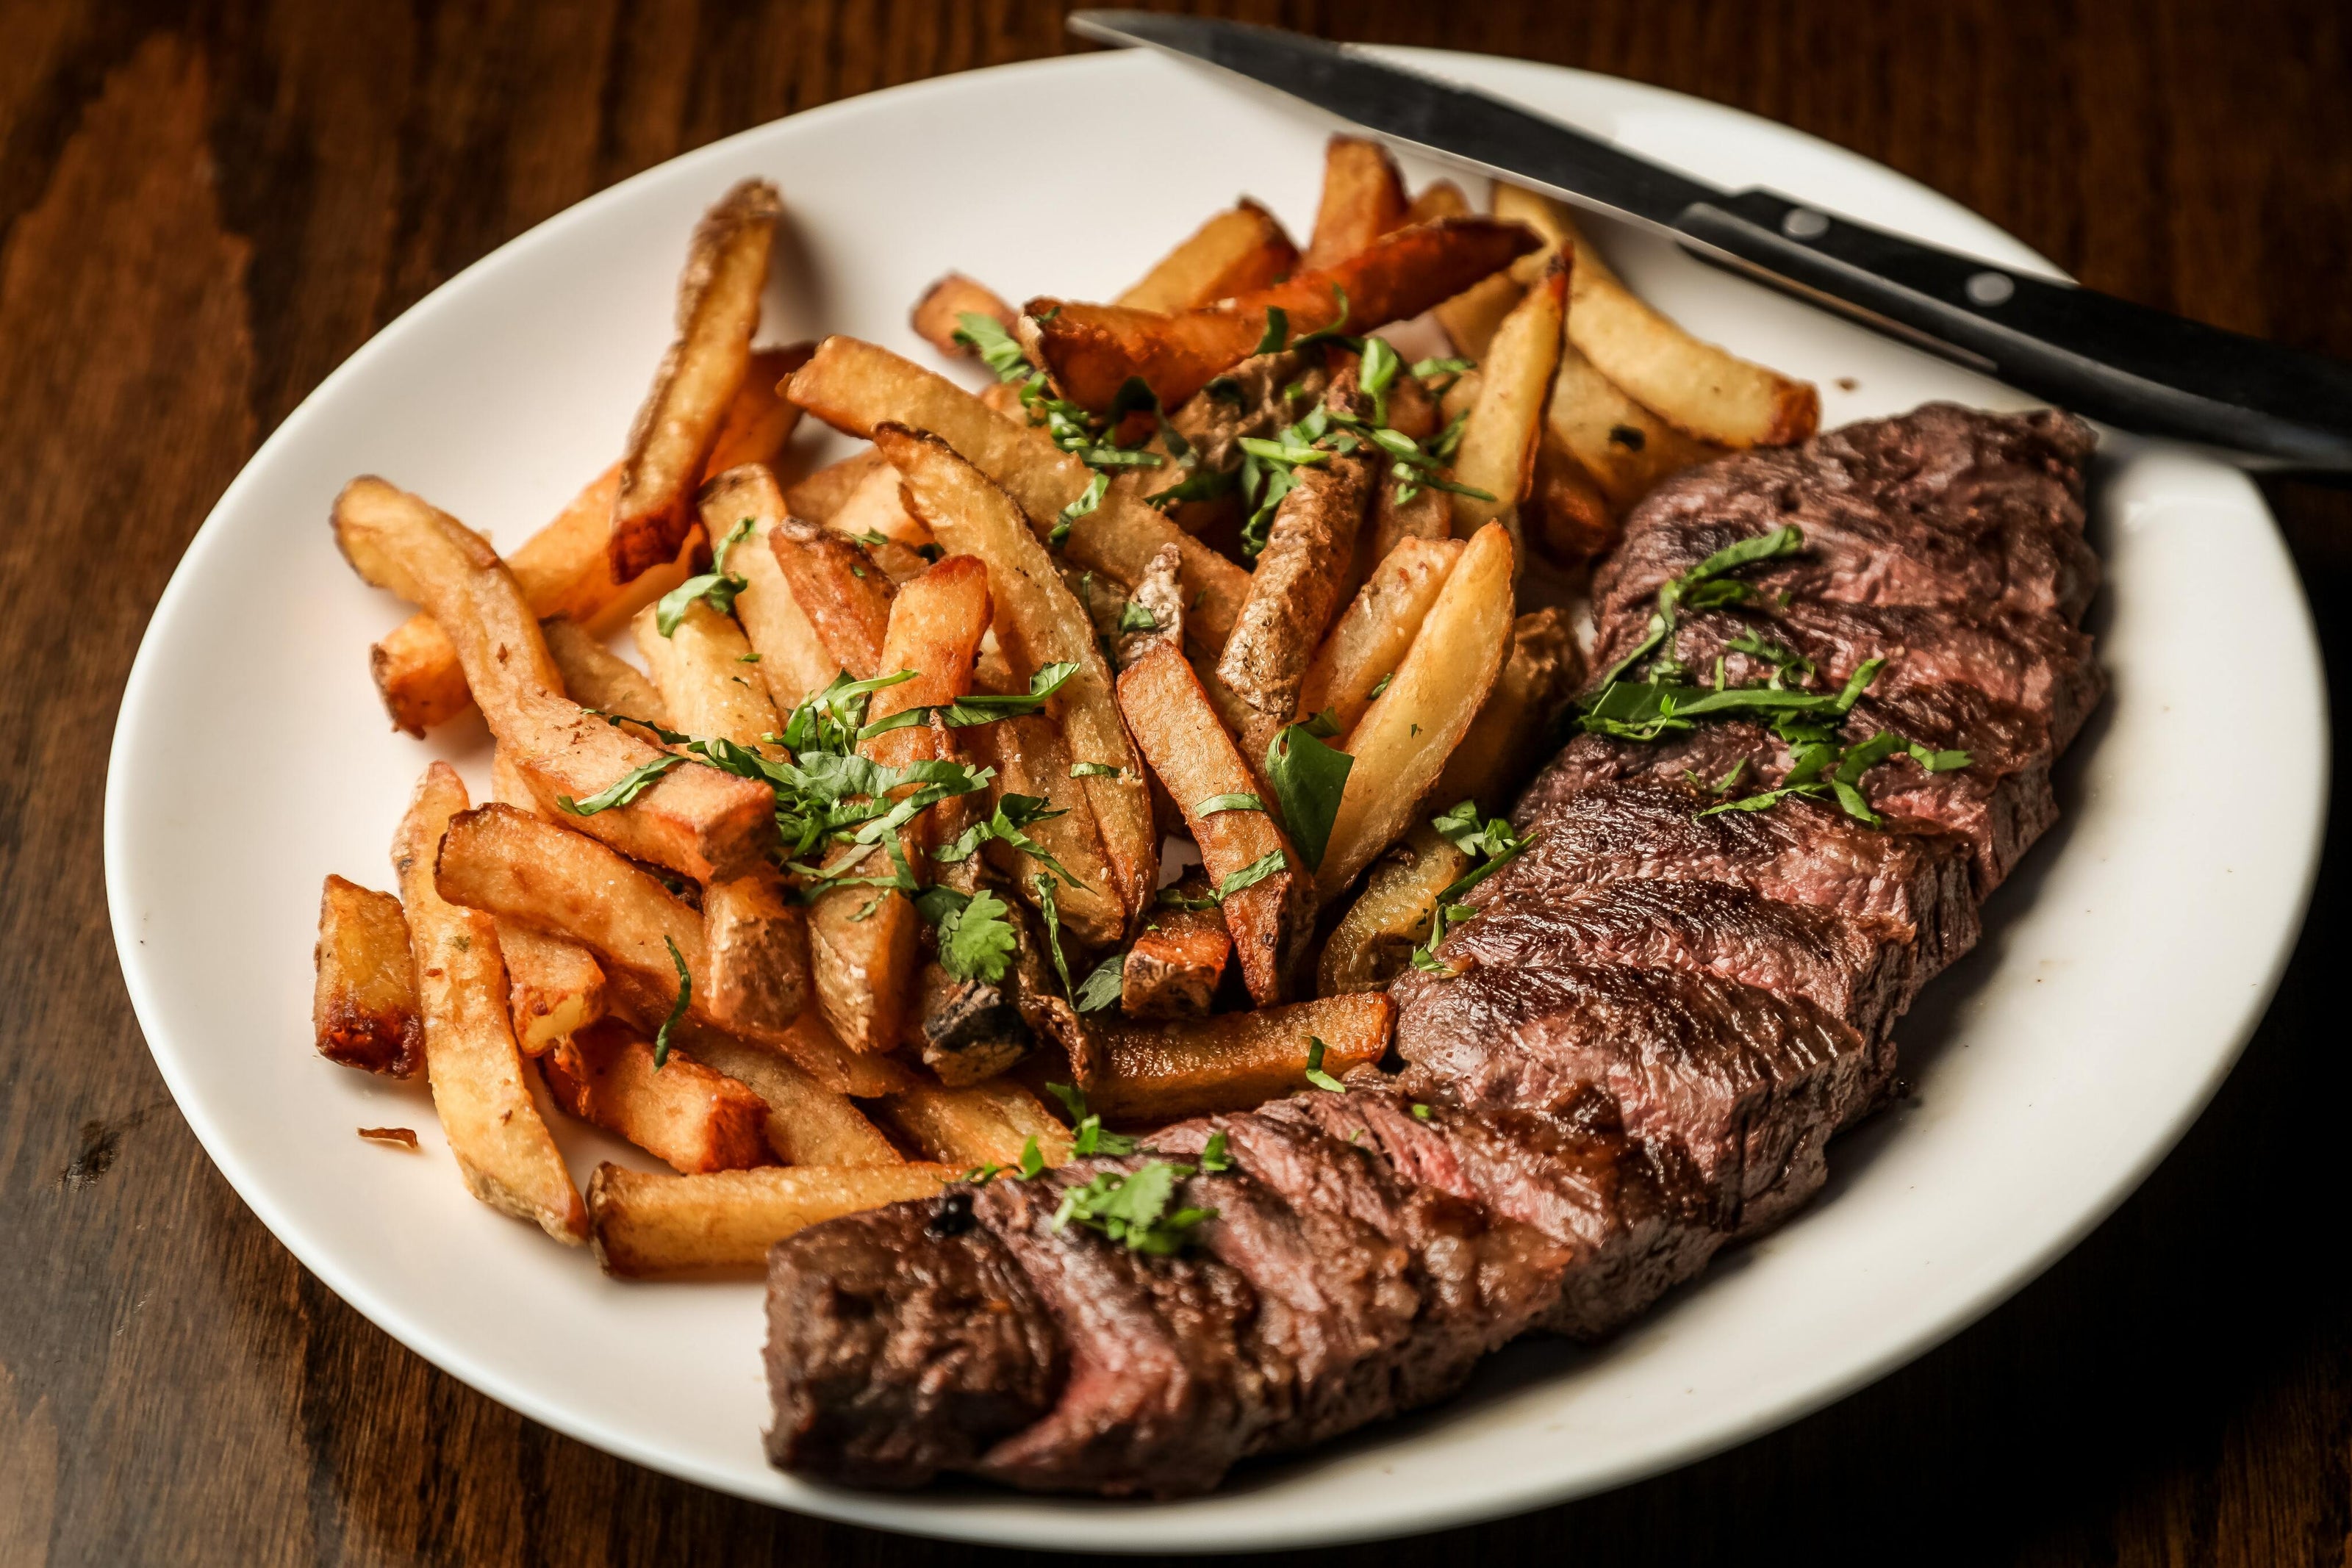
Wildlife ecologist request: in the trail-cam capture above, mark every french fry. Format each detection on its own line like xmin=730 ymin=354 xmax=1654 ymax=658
xmin=1527 ymin=430 xmax=1621 ymax=564
xmin=587 ymin=1162 xmax=953 ymax=1277
xmin=1319 ymin=521 xmax=1515 ymax=899
xmin=634 ymin=597 xmax=781 ymax=749
xmin=881 ymin=1078 xmax=1075 ymax=1169
xmin=1214 ymin=386 xmax=1377 ymax=760
xmin=804 ymin=859 xmax=919 ymax=1059
xmin=609 ymin=179 xmax=783 ymax=580
xmin=782 ymin=447 xmax=888 ymax=523
xmin=312 ymin=874 xmax=422 ymax=1076
xmin=490 ymin=748 xmax=609 ymax=1054
xmin=701 ymin=871 xmax=812 ymax=1037
xmin=1546 ymin=335 xmax=1726 ymax=507
xmin=1302 ymin=135 xmax=1410 ymax=270
xmin=956 ymin=709 xmax=1125 ymax=949
xmin=1120 ymin=872 xmax=1230 ymax=1019
xmin=911 ymin=273 xmax=1014 ymax=357
xmin=876 ymin=424 xmax=1157 ymax=926
xmin=824 ymin=459 xmax=932 ymax=548
xmin=1022 ymin=216 xmax=1541 ymax=411
xmin=366 ymin=464 xmax=698 ymax=735
xmin=431 ymin=802 xmax=906 ymax=1097
xmin=1430 ymin=606 xmax=1582 ymax=816
xmin=392 ymin=763 xmax=586 ymax=1243
xmin=1294 ymin=535 xmax=1464 ymax=735
xmin=542 ymin=1019 xmax=772 ymax=1174
xmin=1495 ymin=185 xmax=1819 ymax=447
xmin=698 ymin=464 xmax=837 ymax=711
xmin=706 ymin=343 xmax=816 ymax=474
xmin=1363 ymin=465 xmax=1456 ymax=566
xmin=786 ymin=337 xmax=1249 ymax=655
xmin=1118 ymin=643 xmax=1313 ymax=1004
xmin=769 ymin=517 xmax=895 ymax=680
xmin=334 ymin=477 xmax=777 ymax=882
xmin=542 ymin=616 xmax=670 ymax=728
xmin=1450 ymin=255 xmax=1567 ymax=539
xmin=1086 ymin=993 xmax=1394 ymax=1121
xmin=1318 ymin=824 xmax=1472 ymax=996
xmin=678 ymin=1026 xmax=903 ymax=1165
xmin=1117 ymin=199 xmax=1299 ymax=312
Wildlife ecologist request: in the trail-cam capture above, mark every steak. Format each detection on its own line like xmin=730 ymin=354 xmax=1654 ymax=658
xmin=764 ymin=403 xmax=2103 ymax=1499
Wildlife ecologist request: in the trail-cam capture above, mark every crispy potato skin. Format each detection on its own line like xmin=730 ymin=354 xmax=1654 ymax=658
xmin=609 ymin=179 xmax=782 ymax=581
xmin=1116 ymin=198 xmax=1298 ymax=313
xmin=1318 ymin=824 xmax=1471 ymax=996
xmin=881 ymin=1079 xmax=1073 ymax=1169
xmin=1450 ymin=255 xmax=1568 ymax=541
xmin=679 ymin=1024 xmax=903 ymax=1165
xmin=1296 ymin=536 xmax=1463 ymax=736
xmin=701 ymin=873 xmax=812 ymax=1037
xmin=769 ymin=517 xmax=895 ymax=680
xmin=1119 ymin=876 xmax=1230 ymax=1020
xmin=1118 ymin=643 xmax=1314 ymax=1004
xmin=313 ymin=874 xmax=423 ymax=1076
xmin=1024 ymin=216 xmax=1540 ymax=411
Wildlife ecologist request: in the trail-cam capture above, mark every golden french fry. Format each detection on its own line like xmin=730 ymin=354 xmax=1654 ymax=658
xmin=824 ymin=459 xmax=933 ymax=548
xmin=1086 ymin=993 xmax=1394 ymax=1121
xmin=1118 ymin=643 xmax=1313 ymax=1004
xmin=1495 ymin=184 xmax=1819 ymax=447
xmin=313 ymin=874 xmax=422 ymax=1076
xmin=1409 ymin=180 xmax=1529 ymax=360
xmin=1302 ymin=134 xmax=1410 ymax=270
xmin=956 ymin=708 xmax=1126 ymax=949
xmin=1545 ymin=334 xmax=1727 ymax=508
xmin=881 ymin=1078 xmax=1075 ymax=1169
xmin=769 ymin=517 xmax=895 ymax=680
xmin=431 ymin=802 xmax=906 ymax=1097
xmin=1450 ymin=255 xmax=1567 ymax=539
xmin=785 ymin=336 xmax=1249 ymax=656
xmin=334 ymin=478 xmax=776 ymax=882
xmin=1214 ymin=392 xmax=1377 ymax=762
xmin=1430 ymin=606 xmax=1582 ymax=816
xmin=541 ymin=617 xmax=670 ymax=728
xmin=1295 ymin=535 xmax=1463 ymax=736
xmin=677 ymin=1026 xmax=903 ymax=1165
xmin=1527 ymin=429 xmax=1621 ymax=564
xmin=805 ymin=860 xmax=919 ymax=1060
xmin=543 ymin=1019 xmax=772 ymax=1174
xmin=1022 ymin=216 xmax=1541 ymax=411
xmin=488 ymin=748 xmax=609 ymax=1054
xmin=367 ymin=464 xmax=700 ymax=735
xmin=1318 ymin=824 xmax=1472 ymax=996
xmin=1120 ymin=873 xmax=1231 ymax=1019
xmin=1116 ymin=198 xmax=1299 ymax=312
xmin=392 ymin=763 xmax=587 ymax=1243
xmin=877 ymin=424 xmax=1156 ymax=926
xmin=698 ymin=463 xmax=837 ymax=712
xmin=634 ymin=597 xmax=781 ymax=749
xmin=782 ymin=447 xmax=889 ymax=523
xmin=587 ymin=1161 xmax=953 ymax=1277
xmin=911 ymin=273 xmax=1015 ymax=357
xmin=706 ymin=343 xmax=815 ymax=475
xmin=1319 ymin=521 xmax=1515 ymax=899
xmin=609 ymin=179 xmax=782 ymax=580
xmin=1363 ymin=465 xmax=1456 ymax=567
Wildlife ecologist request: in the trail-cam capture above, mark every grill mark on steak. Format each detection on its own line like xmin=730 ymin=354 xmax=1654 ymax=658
xmin=1501 ymin=780 xmax=1981 ymax=974
xmin=1593 ymin=404 xmax=2098 ymax=630
xmin=1435 ymin=878 xmax=1920 ymax=1045
xmin=1388 ymin=960 xmax=1878 ymax=1235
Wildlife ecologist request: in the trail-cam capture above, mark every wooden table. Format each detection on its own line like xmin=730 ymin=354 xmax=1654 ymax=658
xmin=7 ymin=1 xmax=2349 ymax=1562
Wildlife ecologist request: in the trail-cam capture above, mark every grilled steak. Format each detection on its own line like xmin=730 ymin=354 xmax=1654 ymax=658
xmin=764 ymin=404 xmax=2102 ymax=1499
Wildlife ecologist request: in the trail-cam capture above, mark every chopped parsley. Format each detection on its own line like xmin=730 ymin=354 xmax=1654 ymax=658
xmin=654 ymin=517 xmax=756 ymax=636
xmin=1193 ymin=792 xmax=1263 ymax=816
xmin=653 ymin=935 xmax=691 ymax=1067
xmin=1263 ymin=721 xmax=1353 ymax=870
xmin=925 ymin=887 xmax=1019 ymax=985
xmin=1045 ymin=1082 xmax=1140 ymax=1158
xmin=554 ymin=753 xmax=684 ymax=816
xmin=1051 ymin=1160 xmax=1214 ymax=1254
xmin=1408 ymin=801 xmax=1534 ymax=974
xmin=856 ymin=661 xmax=1079 ymax=738
xmin=1199 ymin=1129 xmax=1233 ymax=1173
xmin=1303 ymin=1037 xmax=1346 ymax=1093
xmin=1073 ymin=951 xmax=1126 ymax=1013
xmin=1158 ymin=848 xmax=1289 ymax=910
xmin=1116 ymin=600 xmax=1159 ymax=636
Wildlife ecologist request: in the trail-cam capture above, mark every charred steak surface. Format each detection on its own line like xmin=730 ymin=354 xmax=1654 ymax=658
xmin=762 ymin=403 xmax=2101 ymax=1497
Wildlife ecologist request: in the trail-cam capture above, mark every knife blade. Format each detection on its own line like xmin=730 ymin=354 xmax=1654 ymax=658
xmin=1069 ymin=10 xmax=2352 ymax=474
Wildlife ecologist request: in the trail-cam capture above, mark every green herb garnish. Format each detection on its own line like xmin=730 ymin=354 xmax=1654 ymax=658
xmin=653 ymin=935 xmax=691 ymax=1067
xmin=1263 ymin=722 xmax=1353 ymax=870
xmin=1303 ymin=1036 xmax=1345 ymax=1093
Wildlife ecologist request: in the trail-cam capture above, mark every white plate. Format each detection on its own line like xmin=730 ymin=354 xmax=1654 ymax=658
xmin=104 ymin=46 xmax=2326 ymax=1552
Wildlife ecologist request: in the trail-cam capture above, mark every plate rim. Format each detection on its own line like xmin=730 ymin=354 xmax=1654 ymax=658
xmin=102 ymin=44 xmax=2329 ymax=1551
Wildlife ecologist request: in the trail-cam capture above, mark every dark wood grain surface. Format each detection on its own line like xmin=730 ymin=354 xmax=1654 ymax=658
xmin=6 ymin=1 xmax=2351 ymax=1563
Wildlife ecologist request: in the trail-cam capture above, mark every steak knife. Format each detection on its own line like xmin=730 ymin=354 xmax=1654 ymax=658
xmin=1068 ymin=10 xmax=2352 ymax=475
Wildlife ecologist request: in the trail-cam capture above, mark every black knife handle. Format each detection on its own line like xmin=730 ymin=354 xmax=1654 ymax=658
xmin=1674 ymin=190 xmax=2352 ymax=472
